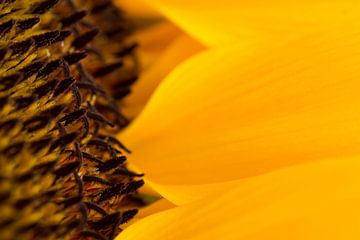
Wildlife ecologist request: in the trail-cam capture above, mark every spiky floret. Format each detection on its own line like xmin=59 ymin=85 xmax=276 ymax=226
xmin=0 ymin=0 xmax=143 ymax=239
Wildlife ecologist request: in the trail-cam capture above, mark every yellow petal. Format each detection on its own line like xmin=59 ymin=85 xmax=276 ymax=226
xmin=136 ymin=198 xmax=175 ymax=219
xmin=115 ymin=0 xmax=160 ymax=18
xmin=131 ymin=21 xmax=182 ymax=71
xmin=123 ymin=34 xmax=205 ymax=118
xmin=121 ymin=26 xmax=360 ymax=202
xmin=118 ymin=157 xmax=360 ymax=240
xmin=123 ymin=198 xmax=174 ymax=228
xmin=148 ymin=180 xmax=242 ymax=205
xmin=145 ymin=0 xmax=360 ymax=47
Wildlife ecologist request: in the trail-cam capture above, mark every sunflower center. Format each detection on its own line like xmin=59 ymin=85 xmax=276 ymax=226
xmin=0 ymin=0 xmax=144 ymax=239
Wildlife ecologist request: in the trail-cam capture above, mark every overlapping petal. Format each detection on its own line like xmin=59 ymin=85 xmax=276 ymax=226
xmin=118 ymin=157 xmax=360 ymax=240
xmin=144 ymin=0 xmax=360 ymax=47
xmin=120 ymin=26 xmax=360 ymax=203
xmin=131 ymin=21 xmax=182 ymax=71
xmin=136 ymin=198 xmax=175 ymax=219
xmin=115 ymin=0 xmax=160 ymax=18
xmin=124 ymin=34 xmax=205 ymax=117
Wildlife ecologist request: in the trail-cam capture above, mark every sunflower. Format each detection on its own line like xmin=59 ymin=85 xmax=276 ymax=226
xmin=1 ymin=0 xmax=360 ymax=240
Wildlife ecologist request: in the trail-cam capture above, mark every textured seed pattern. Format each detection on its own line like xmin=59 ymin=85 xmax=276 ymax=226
xmin=0 ymin=0 xmax=142 ymax=239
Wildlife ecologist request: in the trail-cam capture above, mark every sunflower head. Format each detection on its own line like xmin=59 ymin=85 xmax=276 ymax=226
xmin=0 ymin=0 xmax=144 ymax=239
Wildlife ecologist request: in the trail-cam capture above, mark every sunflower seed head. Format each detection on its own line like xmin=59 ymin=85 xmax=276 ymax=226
xmin=0 ymin=0 xmax=141 ymax=239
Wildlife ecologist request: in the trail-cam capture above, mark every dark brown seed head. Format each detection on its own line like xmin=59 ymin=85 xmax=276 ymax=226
xmin=0 ymin=0 xmax=141 ymax=239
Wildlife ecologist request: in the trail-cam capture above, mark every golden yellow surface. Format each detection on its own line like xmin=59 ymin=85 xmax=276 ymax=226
xmin=112 ymin=0 xmax=360 ymax=238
